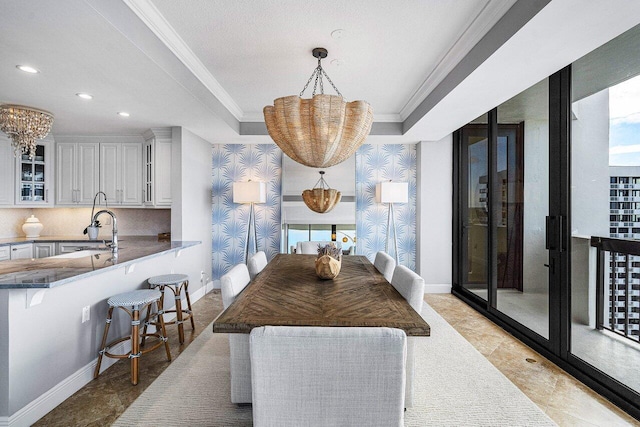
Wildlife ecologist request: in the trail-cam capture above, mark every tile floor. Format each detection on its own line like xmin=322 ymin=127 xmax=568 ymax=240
xmin=34 ymin=291 xmax=639 ymax=426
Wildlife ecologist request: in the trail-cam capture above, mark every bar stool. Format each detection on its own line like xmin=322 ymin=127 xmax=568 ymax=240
xmin=94 ymin=289 xmax=171 ymax=385
xmin=145 ymin=274 xmax=195 ymax=344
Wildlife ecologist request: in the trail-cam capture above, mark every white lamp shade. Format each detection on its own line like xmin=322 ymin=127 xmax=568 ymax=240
xmin=233 ymin=181 xmax=267 ymax=204
xmin=375 ymin=181 xmax=408 ymax=204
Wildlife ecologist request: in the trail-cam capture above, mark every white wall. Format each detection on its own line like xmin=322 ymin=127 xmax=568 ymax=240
xmin=170 ymin=127 xmax=213 ymax=285
xmin=522 ymin=120 xmax=550 ymax=293
xmin=571 ymin=90 xmax=610 ymax=238
xmin=417 ymin=136 xmax=453 ymax=293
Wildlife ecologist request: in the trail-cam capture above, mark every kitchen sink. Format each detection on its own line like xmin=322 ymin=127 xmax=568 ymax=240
xmin=52 ymin=249 xmax=112 ymax=259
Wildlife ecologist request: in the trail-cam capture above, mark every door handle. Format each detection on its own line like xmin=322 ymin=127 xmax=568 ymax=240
xmin=545 ymin=216 xmax=565 ymax=252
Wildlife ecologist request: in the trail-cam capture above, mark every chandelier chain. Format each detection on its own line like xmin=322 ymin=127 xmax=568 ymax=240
xmin=299 ymin=57 xmax=342 ymax=98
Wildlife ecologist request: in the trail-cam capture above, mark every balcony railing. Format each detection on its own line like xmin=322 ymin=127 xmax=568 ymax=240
xmin=591 ymin=236 xmax=640 ymax=344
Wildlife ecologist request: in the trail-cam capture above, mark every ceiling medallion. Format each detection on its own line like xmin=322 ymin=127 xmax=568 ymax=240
xmin=264 ymin=47 xmax=373 ymax=168
xmin=0 ymin=104 xmax=54 ymax=159
xmin=302 ymin=171 xmax=341 ymax=214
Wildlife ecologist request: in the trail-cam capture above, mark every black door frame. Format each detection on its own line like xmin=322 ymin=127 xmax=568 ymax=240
xmin=452 ymin=65 xmax=640 ymax=420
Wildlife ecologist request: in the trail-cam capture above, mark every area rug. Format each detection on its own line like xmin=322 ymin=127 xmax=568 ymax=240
xmin=114 ymin=303 xmax=556 ymax=426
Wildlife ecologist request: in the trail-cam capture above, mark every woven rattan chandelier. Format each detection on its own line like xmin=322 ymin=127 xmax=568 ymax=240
xmin=264 ymin=48 xmax=373 ymax=168
xmin=0 ymin=104 xmax=54 ymax=159
xmin=302 ymin=171 xmax=342 ymax=213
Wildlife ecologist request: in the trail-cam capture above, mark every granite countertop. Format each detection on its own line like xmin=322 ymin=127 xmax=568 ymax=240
xmin=0 ymin=236 xmax=200 ymax=289
xmin=0 ymin=235 xmax=115 ymax=246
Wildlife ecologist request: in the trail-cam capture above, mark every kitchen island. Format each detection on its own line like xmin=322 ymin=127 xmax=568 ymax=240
xmin=0 ymin=236 xmax=205 ymax=426
xmin=0 ymin=236 xmax=199 ymax=288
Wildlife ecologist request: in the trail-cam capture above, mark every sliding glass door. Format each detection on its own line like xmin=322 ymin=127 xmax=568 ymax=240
xmin=456 ymin=77 xmax=553 ymax=342
xmin=454 ymin=25 xmax=640 ymax=415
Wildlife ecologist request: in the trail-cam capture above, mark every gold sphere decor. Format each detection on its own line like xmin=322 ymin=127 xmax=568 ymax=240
xmin=263 ymin=47 xmax=373 ymax=168
xmin=302 ymin=171 xmax=341 ymax=214
xmin=0 ymin=104 xmax=54 ymax=159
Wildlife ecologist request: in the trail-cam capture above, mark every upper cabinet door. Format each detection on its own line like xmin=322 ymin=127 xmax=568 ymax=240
xmin=120 ymin=143 xmax=142 ymax=205
xmin=56 ymin=143 xmax=76 ymax=205
xmin=99 ymin=142 xmax=142 ymax=206
xmin=154 ymin=137 xmax=172 ymax=206
xmin=15 ymin=140 xmax=54 ymax=206
xmin=0 ymin=136 xmax=15 ymax=205
xmin=100 ymin=143 xmax=120 ymax=205
xmin=76 ymin=143 xmax=100 ymax=204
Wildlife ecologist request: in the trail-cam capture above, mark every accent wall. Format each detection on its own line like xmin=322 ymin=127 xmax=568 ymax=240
xmin=212 ymin=144 xmax=282 ymax=280
xmin=211 ymin=143 xmax=417 ymax=280
xmin=356 ymin=144 xmax=417 ymax=270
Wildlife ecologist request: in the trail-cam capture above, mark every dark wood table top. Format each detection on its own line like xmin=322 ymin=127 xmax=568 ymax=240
xmin=213 ymin=254 xmax=430 ymax=336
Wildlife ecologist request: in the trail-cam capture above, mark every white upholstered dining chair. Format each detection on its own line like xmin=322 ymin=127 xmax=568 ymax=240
xmin=295 ymin=240 xmax=342 ymax=254
xmin=374 ymin=251 xmax=396 ymax=282
xmin=220 ymin=263 xmax=252 ymax=403
xmin=390 ymin=264 xmax=425 ymax=408
xmin=247 ymin=251 xmax=268 ymax=280
xmin=250 ymin=326 xmax=406 ymax=427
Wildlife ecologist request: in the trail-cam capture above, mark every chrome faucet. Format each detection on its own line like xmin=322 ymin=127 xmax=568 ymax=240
xmin=93 ymin=210 xmax=118 ymax=254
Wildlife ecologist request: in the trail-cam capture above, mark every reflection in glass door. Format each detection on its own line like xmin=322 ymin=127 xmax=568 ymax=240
xmin=456 ymin=77 xmax=551 ymax=341
xmin=460 ymin=118 xmax=489 ymax=300
xmin=496 ymin=79 xmax=550 ymax=340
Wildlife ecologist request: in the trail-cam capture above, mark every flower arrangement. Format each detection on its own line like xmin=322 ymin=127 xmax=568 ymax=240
xmin=317 ymin=242 xmax=341 ymax=260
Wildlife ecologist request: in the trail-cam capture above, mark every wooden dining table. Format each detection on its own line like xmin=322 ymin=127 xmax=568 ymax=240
xmin=213 ymin=254 xmax=430 ymax=336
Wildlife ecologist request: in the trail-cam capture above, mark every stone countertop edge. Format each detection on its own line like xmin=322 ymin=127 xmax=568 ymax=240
xmin=0 ymin=239 xmax=201 ymax=289
xmin=0 ymin=235 xmax=117 ymax=246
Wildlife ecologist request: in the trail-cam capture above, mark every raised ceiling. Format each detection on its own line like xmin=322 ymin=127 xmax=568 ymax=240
xmin=1 ymin=0 xmax=640 ymax=144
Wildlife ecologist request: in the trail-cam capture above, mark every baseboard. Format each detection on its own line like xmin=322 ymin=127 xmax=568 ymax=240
xmin=5 ymin=288 xmax=210 ymax=426
xmin=4 ymin=339 xmax=128 ymax=427
xmin=424 ymin=283 xmax=452 ymax=293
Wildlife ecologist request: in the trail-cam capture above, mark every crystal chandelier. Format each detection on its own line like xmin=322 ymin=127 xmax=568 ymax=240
xmin=0 ymin=104 xmax=54 ymax=159
xmin=302 ymin=171 xmax=341 ymax=213
xmin=264 ymin=48 xmax=373 ymax=168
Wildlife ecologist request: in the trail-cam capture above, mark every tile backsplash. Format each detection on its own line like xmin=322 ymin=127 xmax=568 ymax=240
xmin=0 ymin=208 xmax=170 ymax=239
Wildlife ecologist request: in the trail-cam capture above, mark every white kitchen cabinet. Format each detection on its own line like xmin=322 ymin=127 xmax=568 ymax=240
xmin=56 ymin=241 xmax=103 ymax=254
xmin=34 ymin=243 xmax=55 ymax=258
xmin=143 ymin=128 xmax=172 ymax=207
xmin=56 ymin=142 xmax=99 ymax=205
xmin=15 ymin=139 xmax=54 ymax=206
xmin=100 ymin=142 xmax=142 ymax=206
xmin=0 ymin=136 xmax=14 ymax=205
xmin=10 ymin=243 xmax=33 ymax=259
xmin=0 ymin=246 xmax=10 ymax=261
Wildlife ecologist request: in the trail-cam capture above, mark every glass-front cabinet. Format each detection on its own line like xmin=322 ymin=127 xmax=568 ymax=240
xmin=15 ymin=140 xmax=53 ymax=206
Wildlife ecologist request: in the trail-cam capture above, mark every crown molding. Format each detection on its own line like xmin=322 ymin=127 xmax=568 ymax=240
xmin=123 ymin=0 xmax=244 ymax=120
xmin=399 ymin=0 xmax=517 ymax=120
xmin=241 ymin=112 xmax=401 ymax=123
xmin=53 ymin=134 xmax=146 ymax=143
xmin=143 ymin=127 xmax=172 ymax=140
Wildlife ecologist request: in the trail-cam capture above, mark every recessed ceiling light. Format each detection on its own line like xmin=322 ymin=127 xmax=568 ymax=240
xmin=117 ymin=112 xmax=130 ymax=117
xmin=331 ymin=29 xmax=345 ymax=40
xmin=16 ymin=65 xmax=39 ymax=74
xmin=76 ymin=93 xmax=93 ymax=100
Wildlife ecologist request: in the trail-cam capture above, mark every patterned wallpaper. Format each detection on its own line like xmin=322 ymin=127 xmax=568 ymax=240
xmin=212 ymin=144 xmax=282 ymax=280
xmin=211 ymin=143 xmax=416 ymax=280
xmin=356 ymin=144 xmax=417 ymax=270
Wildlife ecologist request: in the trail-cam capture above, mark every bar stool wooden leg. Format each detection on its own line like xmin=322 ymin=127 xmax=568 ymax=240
xmin=157 ymin=298 xmax=172 ymax=361
xmin=174 ymin=289 xmax=185 ymax=344
xmin=94 ymin=306 xmax=114 ymax=379
xmin=141 ymin=300 xmax=152 ymax=347
xmin=130 ymin=306 xmax=142 ymax=385
xmin=183 ymin=280 xmax=195 ymax=330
